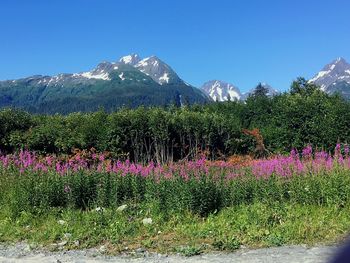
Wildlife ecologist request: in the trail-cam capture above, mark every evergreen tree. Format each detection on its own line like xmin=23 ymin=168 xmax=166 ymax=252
xmin=290 ymin=77 xmax=320 ymax=96
xmin=182 ymin=96 xmax=190 ymax=107
xmin=173 ymin=91 xmax=182 ymax=107
xmin=253 ymin=83 xmax=269 ymax=97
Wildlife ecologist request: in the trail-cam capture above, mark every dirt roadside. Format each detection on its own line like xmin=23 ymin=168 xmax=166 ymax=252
xmin=0 ymin=243 xmax=339 ymax=263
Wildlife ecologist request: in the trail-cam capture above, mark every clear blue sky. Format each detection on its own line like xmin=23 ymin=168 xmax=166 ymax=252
xmin=1 ymin=0 xmax=349 ymax=92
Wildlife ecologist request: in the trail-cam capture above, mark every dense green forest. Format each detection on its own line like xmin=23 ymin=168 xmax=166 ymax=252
xmin=0 ymin=63 xmax=209 ymax=114
xmin=1 ymin=78 xmax=349 ymax=162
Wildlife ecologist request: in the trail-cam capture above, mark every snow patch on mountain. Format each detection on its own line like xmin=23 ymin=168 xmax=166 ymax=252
xmin=135 ymin=56 xmax=180 ymax=85
xmin=119 ymin=54 xmax=141 ymax=66
xmin=201 ymin=80 xmax=241 ymax=101
xmin=137 ymin=58 xmax=149 ymax=68
xmin=159 ymin=73 xmax=169 ymax=83
xmin=118 ymin=72 xmax=125 ymax=81
xmin=310 ymin=70 xmax=331 ymax=83
xmin=80 ymin=71 xmax=110 ymax=80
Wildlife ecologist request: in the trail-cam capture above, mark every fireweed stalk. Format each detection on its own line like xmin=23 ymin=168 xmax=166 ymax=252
xmin=0 ymin=145 xmax=349 ymax=179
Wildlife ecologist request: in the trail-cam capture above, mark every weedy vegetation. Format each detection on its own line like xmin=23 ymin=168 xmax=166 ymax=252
xmin=0 ymin=145 xmax=350 ymax=253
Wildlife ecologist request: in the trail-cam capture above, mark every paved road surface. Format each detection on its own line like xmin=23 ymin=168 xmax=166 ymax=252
xmin=0 ymin=243 xmax=339 ymax=263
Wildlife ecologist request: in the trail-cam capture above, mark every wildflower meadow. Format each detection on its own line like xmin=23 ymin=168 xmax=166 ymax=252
xmin=0 ymin=145 xmax=350 ymax=252
xmin=1 ymin=144 xmax=350 ymax=216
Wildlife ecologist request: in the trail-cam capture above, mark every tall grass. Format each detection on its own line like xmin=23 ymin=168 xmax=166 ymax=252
xmin=1 ymin=145 xmax=350 ymax=218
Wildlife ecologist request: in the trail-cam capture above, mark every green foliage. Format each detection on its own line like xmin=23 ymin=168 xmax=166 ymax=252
xmin=0 ymin=108 xmax=34 ymax=151
xmin=2 ymin=79 xmax=350 ymax=158
xmin=290 ymin=77 xmax=319 ymax=96
xmin=2 ymin=166 xmax=350 ymax=220
xmin=212 ymin=236 xmax=241 ymax=251
xmin=252 ymin=82 xmax=269 ymax=98
xmin=176 ymin=245 xmax=203 ymax=256
xmin=188 ymin=176 xmax=223 ymax=217
xmin=1 ymin=151 xmax=350 ymax=252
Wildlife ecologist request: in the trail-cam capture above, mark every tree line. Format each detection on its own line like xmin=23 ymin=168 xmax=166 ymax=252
xmin=1 ymin=78 xmax=349 ymax=162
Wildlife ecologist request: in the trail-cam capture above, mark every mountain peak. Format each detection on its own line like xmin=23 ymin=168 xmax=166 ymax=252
xmin=136 ymin=56 xmax=163 ymax=68
xmin=334 ymin=57 xmax=347 ymax=64
xmin=310 ymin=57 xmax=350 ymax=91
xmin=201 ymin=80 xmax=241 ymax=101
xmin=135 ymin=56 xmax=181 ymax=85
xmin=325 ymin=57 xmax=349 ymax=71
xmin=95 ymin=61 xmax=113 ymax=71
xmin=119 ymin=54 xmax=141 ymax=66
xmin=147 ymin=55 xmax=159 ymax=60
xmin=201 ymin=80 xmax=279 ymax=102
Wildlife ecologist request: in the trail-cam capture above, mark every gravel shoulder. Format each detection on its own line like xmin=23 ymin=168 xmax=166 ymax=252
xmin=0 ymin=243 xmax=339 ymax=263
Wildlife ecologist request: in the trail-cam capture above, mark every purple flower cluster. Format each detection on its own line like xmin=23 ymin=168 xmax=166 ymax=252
xmin=0 ymin=151 xmax=214 ymax=179
xmin=251 ymin=145 xmax=349 ymax=178
xmin=0 ymin=145 xmax=349 ymax=180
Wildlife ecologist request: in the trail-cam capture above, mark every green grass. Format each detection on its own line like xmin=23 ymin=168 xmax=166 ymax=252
xmin=1 ymin=165 xmax=350 ymax=253
xmin=2 ymin=169 xmax=350 ymax=218
xmin=0 ymin=202 xmax=349 ymax=253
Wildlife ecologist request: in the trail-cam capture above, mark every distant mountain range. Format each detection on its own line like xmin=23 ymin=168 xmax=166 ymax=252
xmin=200 ymin=80 xmax=279 ymax=101
xmin=0 ymin=55 xmax=349 ymax=113
xmin=0 ymin=54 xmax=209 ymax=114
xmin=200 ymin=57 xmax=350 ymax=101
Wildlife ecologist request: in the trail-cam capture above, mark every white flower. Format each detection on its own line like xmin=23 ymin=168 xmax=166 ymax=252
xmin=63 ymin=233 xmax=72 ymax=239
xmin=57 ymin=220 xmax=66 ymax=225
xmin=117 ymin=204 xmax=127 ymax=212
xmin=99 ymin=245 xmax=107 ymax=253
xmin=142 ymin=218 xmax=153 ymax=226
xmin=95 ymin=207 xmax=103 ymax=212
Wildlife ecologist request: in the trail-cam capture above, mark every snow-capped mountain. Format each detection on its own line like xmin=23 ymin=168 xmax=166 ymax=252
xmin=23 ymin=54 xmax=183 ymax=87
xmin=309 ymin=57 xmax=350 ymax=97
xmin=0 ymin=54 xmax=210 ymax=114
xmin=201 ymin=80 xmax=241 ymax=101
xmin=201 ymin=81 xmax=278 ymax=101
